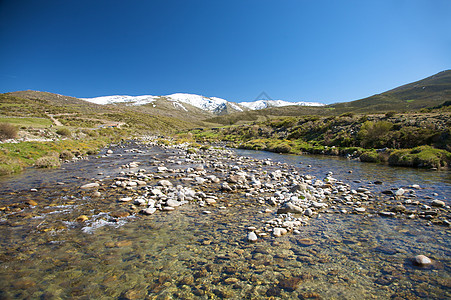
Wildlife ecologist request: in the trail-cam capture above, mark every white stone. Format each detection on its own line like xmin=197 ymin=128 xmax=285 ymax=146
xmin=414 ymin=255 xmax=432 ymax=266
xmin=247 ymin=232 xmax=258 ymax=242
xmin=81 ymin=183 xmax=100 ymax=189
xmin=273 ymin=227 xmax=288 ymax=237
xmin=143 ymin=207 xmax=157 ymax=215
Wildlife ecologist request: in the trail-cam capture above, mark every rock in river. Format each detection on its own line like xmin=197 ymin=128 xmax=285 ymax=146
xmin=277 ymin=202 xmax=303 ymax=214
xmin=414 ymin=255 xmax=432 ymax=266
xmin=80 ymin=182 xmax=99 ymax=189
xmin=247 ymin=232 xmax=258 ymax=243
xmin=431 ymin=200 xmax=445 ymax=207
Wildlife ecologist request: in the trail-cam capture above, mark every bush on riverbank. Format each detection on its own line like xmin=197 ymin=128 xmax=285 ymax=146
xmin=0 ymin=153 xmax=23 ymax=176
xmin=388 ymin=146 xmax=451 ymax=168
xmin=0 ymin=123 xmax=19 ymax=141
xmin=35 ymin=153 xmax=61 ymax=168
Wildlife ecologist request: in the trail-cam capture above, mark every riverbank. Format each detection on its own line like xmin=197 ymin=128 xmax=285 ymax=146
xmin=0 ymin=127 xmax=131 ymax=176
xmin=188 ymin=112 xmax=451 ymax=169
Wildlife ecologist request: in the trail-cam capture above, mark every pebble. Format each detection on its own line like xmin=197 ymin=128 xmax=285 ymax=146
xmin=80 ymin=182 xmax=100 ymax=189
xmin=247 ymin=232 xmax=258 ymax=242
xmin=143 ymin=207 xmax=157 ymax=215
xmin=414 ymin=255 xmax=432 ymax=266
xmin=119 ymin=197 xmax=133 ymax=202
xmin=273 ymin=227 xmax=288 ymax=237
xmin=431 ymin=200 xmax=445 ymax=207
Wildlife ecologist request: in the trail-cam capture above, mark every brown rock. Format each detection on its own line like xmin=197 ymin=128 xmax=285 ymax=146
xmin=25 ymin=200 xmax=38 ymax=206
xmin=110 ymin=211 xmax=130 ymax=218
xmin=298 ymin=238 xmax=316 ymax=246
xmin=278 ymin=277 xmax=302 ymax=291
xmin=115 ymin=240 xmax=133 ymax=247
xmin=76 ymin=215 xmax=89 ymax=222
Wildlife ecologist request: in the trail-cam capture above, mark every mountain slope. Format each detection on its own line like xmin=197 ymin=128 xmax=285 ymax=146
xmin=0 ymin=91 xmax=198 ymax=132
xmin=330 ymin=70 xmax=451 ymax=112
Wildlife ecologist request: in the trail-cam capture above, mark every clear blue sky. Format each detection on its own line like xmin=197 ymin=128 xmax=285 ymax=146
xmin=1 ymin=0 xmax=450 ymax=104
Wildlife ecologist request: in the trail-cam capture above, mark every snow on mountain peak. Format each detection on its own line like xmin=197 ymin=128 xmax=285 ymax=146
xmin=239 ymin=99 xmax=324 ymax=110
xmin=82 ymin=93 xmax=324 ymax=114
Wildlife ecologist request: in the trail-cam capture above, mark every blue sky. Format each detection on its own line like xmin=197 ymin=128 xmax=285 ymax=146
xmin=0 ymin=0 xmax=450 ymax=104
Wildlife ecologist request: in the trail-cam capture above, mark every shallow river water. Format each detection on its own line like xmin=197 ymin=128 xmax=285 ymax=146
xmin=0 ymin=143 xmax=449 ymax=299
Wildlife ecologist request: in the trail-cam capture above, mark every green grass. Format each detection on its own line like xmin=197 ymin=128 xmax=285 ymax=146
xmin=0 ymin=117 xmax=52 ymax=128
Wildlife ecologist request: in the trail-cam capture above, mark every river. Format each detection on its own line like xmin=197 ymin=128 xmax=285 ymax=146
xmin=0 ymin=142 xmax=449 ymax=299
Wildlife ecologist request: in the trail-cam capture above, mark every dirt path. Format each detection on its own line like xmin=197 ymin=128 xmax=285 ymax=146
xmin=46 ymin=114 xmax=63 ymax=126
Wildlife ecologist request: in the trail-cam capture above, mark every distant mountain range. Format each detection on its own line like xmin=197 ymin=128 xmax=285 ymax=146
xmin=82 ymin=93 xmax=324 ymax=115
xmin=1 ymin=70 xmax=449 ymax=128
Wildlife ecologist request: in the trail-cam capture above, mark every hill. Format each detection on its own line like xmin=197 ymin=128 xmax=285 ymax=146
xmin=0 ymin=91 xmax=197 ymax=133
xmin=207 ymin=70 xmax=451 ymax=125
xmin=329 ymin=70 xmax=451 ymax=113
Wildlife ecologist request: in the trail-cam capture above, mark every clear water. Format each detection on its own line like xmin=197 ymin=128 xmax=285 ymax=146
xmin=0 ymin=144 xmax=449 ymax=299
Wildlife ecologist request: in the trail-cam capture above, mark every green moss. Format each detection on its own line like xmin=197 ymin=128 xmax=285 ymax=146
xmin=388 ymin=146 xmax=450 ymax=168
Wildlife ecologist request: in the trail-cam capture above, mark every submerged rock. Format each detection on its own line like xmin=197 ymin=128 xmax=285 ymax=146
xmin=80 ymin=182 xmax=99 ymax=189
xmin=414 ymin=255 xmax=432 ymax=266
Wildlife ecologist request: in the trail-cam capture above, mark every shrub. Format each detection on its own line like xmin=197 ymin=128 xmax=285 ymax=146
xmin=358 ymin=121 xmax=393 ymax=148
xmin=359 ymin=151 xmax=380 ymax=163
xmin=56 ymin=128 xmax=72 ymax=137
xmin=0 ymin=154 xmax=23 ymax=175
xmin=388 ymin=146 xmax=450 ymax=168
xmin=270 ymin=143 xmax=292 ymax=153
xmin=59 ymin=150 xmax=74 ymax=160
xmin=385 ymin=111 xmax=397 ymax=118
xmin=35 ymin=155 xmax=61 ymax=168
xmin=0 ymin=123 xmax=19 ymax=141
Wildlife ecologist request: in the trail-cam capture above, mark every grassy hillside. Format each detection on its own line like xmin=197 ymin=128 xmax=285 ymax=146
xmin=0 ymin=91 xmax=198 ymax=132
xmin=207 ymin=70 xmax=451 ymax=125
xmin=330 ymin=70 xmax=451 ymax=113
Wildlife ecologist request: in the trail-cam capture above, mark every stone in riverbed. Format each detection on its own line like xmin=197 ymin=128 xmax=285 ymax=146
xmin=355 ymin=207 xmax=366 ymax=213
xmin=379 ymin=211 xmax=396 ymax=217
xmin=110 ymin=211 xmax=130 ymax=218
xmin=277 ymin=202 xmax=303 ymax=214
xmin=76 ymin=215 xmax=89 ymax=222
xmin=142 ymin=207 xmax=156 ymax=215
xmin=119 ymin=197 xmax=133 ymax=202
xmin=278 ymin=277 xmax=302 ymax=292
xmin=431 ymin=200 xmax=445 ymax=207
xmin=158 ymin=180 xmax=172 ymax=187
xmin=304 ymin=208 xmax=313 ymax=217
xmin=166 ymin=199 xmax=181 ymax=207
xmin=273 ymin=227 xmax=288 ymax=237
xmin=80 ymin=183 xmax=99 ymax=189
xmin=247 ymin=232 xmax=258 ymax=243
xmin=25 ymin=200 xmax=38 ymax=206
xmin=395 ymin=188 xmax=405 ymax=196
xmin=298 ymin=238 xmax=316 ymax=246
xmin=413 ymin=255 xmax=432 ymax=266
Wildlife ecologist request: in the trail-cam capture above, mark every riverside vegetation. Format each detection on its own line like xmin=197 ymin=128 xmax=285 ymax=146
xmin=190 ymin=110 xmax=451 ymax=169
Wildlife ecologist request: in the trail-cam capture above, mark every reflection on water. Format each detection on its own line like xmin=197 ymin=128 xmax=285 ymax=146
xmin=0 ymin=146 xmax=449 ymax=299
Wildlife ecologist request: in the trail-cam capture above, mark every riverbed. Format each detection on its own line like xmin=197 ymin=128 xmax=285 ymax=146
xmin=0 ymin=140 xmax=449 ymax=299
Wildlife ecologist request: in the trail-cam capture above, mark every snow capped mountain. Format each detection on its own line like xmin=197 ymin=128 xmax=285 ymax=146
xmin=83 ymin=95 xmax=157 ymax=106
xmin=239 ymin=99 xmax=325 ymax=110
xmin=82 ymin=93 xmax=324 ymax=115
